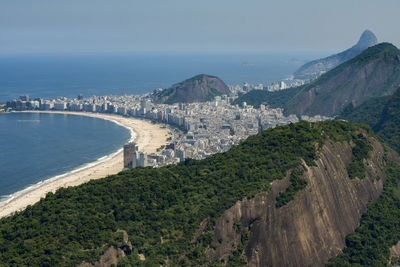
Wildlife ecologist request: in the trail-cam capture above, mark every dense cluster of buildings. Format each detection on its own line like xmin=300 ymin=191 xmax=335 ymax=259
xmin=235 ymin=77 xmax=309 ymax=93
xmin=5 ymin=80 xmax=329 ymax=169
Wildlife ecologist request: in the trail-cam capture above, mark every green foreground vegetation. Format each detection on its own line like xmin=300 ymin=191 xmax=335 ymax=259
xmin=0 ymin=121 xmax=396 ymax=266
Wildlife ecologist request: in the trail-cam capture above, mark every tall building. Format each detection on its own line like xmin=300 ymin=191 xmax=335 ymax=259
xmin=132 ymin=151 xmax=139 ymax=168
xmin=176 ymin=149 xmax=185 ymax=162
xmin=141 ymin=99 xmax=151 ymax=111
xmin=123 ymin=142 xmax=138 ymax=169
xmin=139 ymin=152 xmax=147 ymax=167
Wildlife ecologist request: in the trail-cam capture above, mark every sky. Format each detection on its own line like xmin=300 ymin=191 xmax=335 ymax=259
xmin=1 ymin=0 xmax=399 ymax=55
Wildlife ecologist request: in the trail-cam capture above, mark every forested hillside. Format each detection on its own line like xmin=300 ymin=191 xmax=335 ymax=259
xmin=340 ymin=87 xmax=400 ymax=153
xmin=0 ymin=121 xmax=399 ymax=266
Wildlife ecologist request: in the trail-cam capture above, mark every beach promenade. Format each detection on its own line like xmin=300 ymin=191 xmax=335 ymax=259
xmin=0 ymin=111 xmax=170 ymax=218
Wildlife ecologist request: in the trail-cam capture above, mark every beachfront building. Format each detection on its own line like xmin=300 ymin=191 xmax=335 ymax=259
xmin=123 ymin=142 xmax=138 ymax=169
xmin=54 ymin=102 xmax=67 ymax=110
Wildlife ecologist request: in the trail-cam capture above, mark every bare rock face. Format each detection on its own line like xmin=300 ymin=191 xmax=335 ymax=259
xmin=77 ymin=230 xmax=133 ymax=267
xmin=207 ymin=137 xmax=387 ymax=266
xmin=390 ymin=241 xmax=400 ymax=266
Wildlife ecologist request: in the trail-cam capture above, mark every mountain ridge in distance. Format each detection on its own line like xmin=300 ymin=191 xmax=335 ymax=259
xmin=294 ymin=29 xmax=378 ymax=79
xmin=234 ymin=42 xmax=400 ymax=117
xmin=285 ymin=42 xmax=400 ymax=116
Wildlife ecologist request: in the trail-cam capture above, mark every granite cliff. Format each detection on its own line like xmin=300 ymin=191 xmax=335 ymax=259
xmin=205 ymin=135 xmax=387 ymax=266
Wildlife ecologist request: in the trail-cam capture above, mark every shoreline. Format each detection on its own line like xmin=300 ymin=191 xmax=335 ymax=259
xmin=0 ymin=111 xmax=170 ymax=219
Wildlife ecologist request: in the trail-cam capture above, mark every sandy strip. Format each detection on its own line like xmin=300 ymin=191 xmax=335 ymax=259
xmin=0 ymin=111 xmax=170 ymax=218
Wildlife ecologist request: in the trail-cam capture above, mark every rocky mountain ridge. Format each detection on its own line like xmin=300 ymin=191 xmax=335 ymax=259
xmin=285 ymin=42 xmax=400 ymax=116
xmin=294 ymin=30 xmax=378 ymax=79
xmin=234 ymin=42 xmax=400 ymax=117
xmin=206 ymin=136 xmax=386 ymax=266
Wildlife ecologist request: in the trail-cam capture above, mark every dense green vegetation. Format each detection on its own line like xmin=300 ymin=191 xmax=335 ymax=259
xmin=233 ymin=87 xmax=299 ymax=108
xmin=275 ymin=167 xmax=307 ymax=208
xmin=340 ymin=87 xmax=400 ymax=154
xmin=340 ymin=96 xmax=390 ymax=126
xmin=347 ymin=135 xmax=372 ymax=179
xmin=327 ymin=158 xmax=400 ymax=266
xmin=0 ymin=121 xmax=384 ymax=266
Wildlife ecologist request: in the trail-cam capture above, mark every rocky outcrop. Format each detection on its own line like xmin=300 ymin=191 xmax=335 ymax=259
xmin=206 ymin=136 xmax=387 ymax=266
xmin=77 ymin=230 xmax=133 ymax=267
xmin=294 ymin=30 xmax=378 ymax=79
xmin=390 ymin=242 xmax=400 ymax=266
xmin=152 ymin=74 xmax=231 ymax=104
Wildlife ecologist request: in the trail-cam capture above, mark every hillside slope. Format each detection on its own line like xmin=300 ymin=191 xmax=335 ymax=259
xmin=207 ymin=134 xmax=388 ymax=266
xmin=294 ymin=30 xmax=378 ymax=79
xmin=286 ymin=42 xmax=400 ymax=116
xmin=340 ymin=87 xmax=400 ymax=153
xmin=233 ymin=86 xmax=298 ymax=108
xmin=152 ymin=74 xmax=230 ymax=104
xmin=0 ymin=121 xmax=399 ymax=266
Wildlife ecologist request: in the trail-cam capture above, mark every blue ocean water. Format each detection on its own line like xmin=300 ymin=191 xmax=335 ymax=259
xmin=0 ymin=52 xmax=327 ymax=102
xmin=0 ymin=112 xmax=130 ymax=202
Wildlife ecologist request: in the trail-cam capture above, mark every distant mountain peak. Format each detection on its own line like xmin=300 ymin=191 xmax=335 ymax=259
xmin=294 ymin=30 xmax=378 ymax=79
xmin=354 ymin=30 xmax=378 ymax=50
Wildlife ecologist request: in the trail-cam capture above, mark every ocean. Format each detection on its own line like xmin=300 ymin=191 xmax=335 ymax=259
xmin=0 ymin=51 xmax=327 ymax=205
xmin=0 ymin=112 xmax=130 ymax=204
xmin=0 ymin=51 xmax=327 ymax=102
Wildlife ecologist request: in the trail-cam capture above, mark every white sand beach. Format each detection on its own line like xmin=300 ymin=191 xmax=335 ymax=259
xmin=0 ymin=111 xmax=170 ymax=218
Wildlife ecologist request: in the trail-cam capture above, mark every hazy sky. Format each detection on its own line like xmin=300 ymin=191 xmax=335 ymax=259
xmin=1 ymin=0 xmax=399 ymax=55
